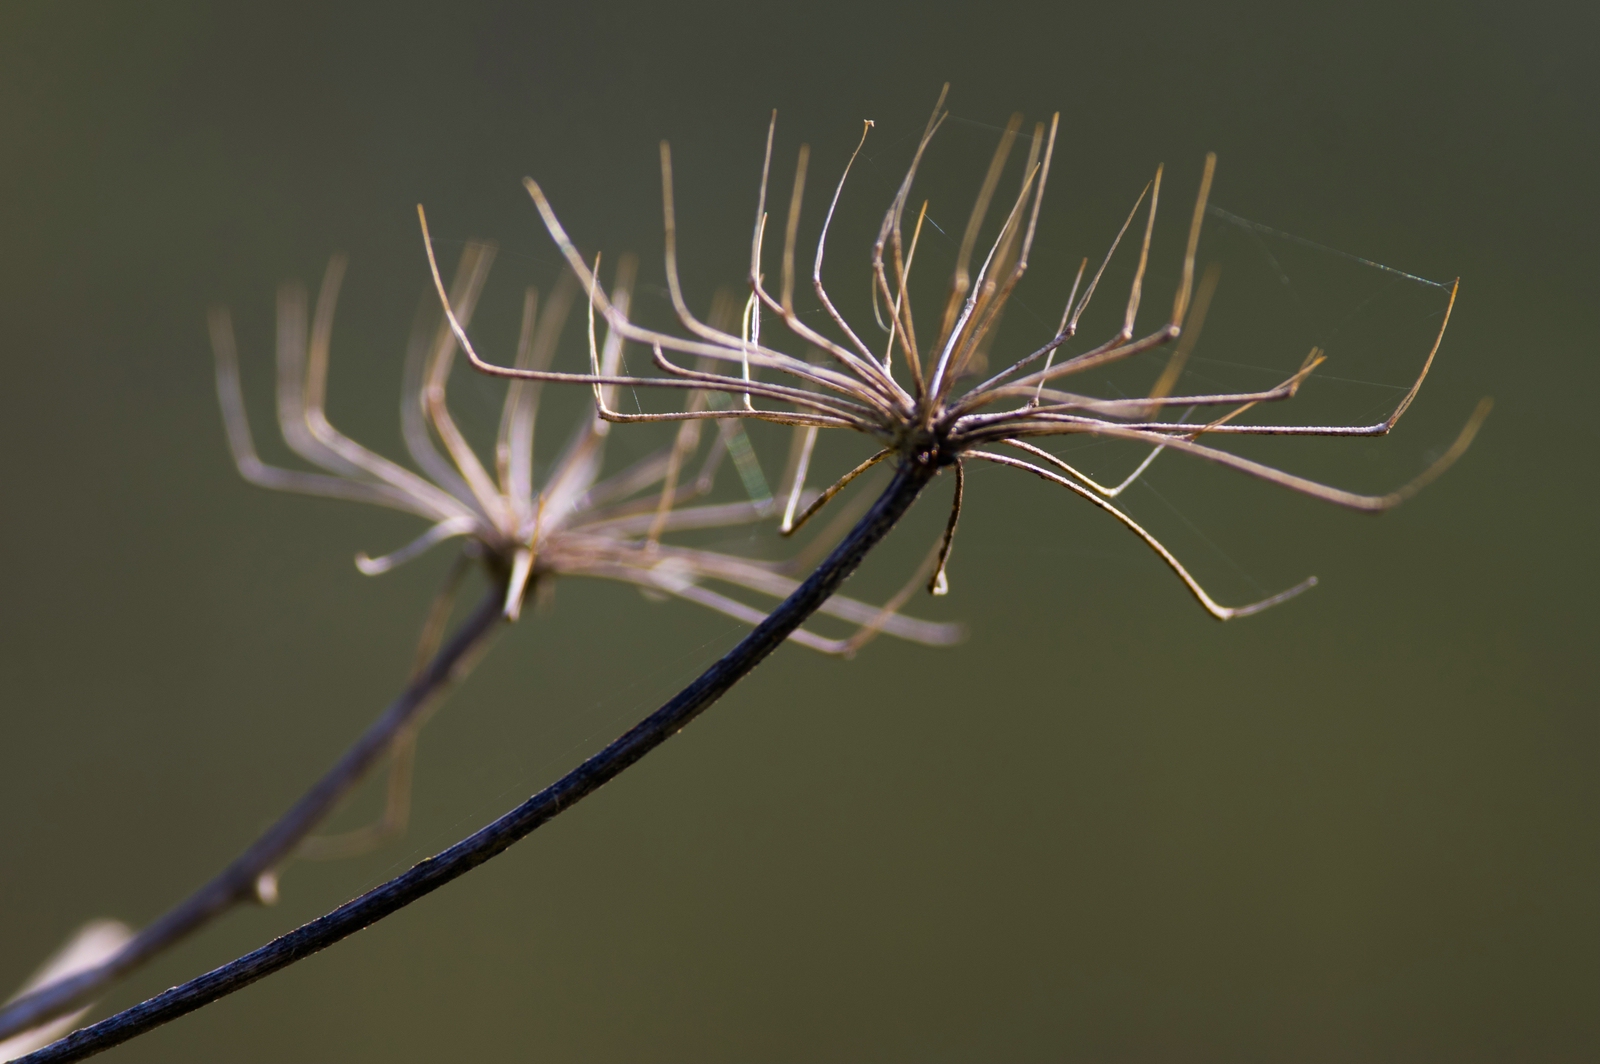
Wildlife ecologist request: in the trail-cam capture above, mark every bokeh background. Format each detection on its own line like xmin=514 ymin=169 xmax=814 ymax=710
xmin=1 ymin=1 xmax=1595 ymax=1060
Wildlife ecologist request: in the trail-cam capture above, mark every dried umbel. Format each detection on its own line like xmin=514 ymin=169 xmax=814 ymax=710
xmin=4 ymin=93 xmax=1496 ymax=1058
xmin=423 ymin=86 xmax=1489 ymax=620
xmin=209 ymin=242 xmax=959 ymax=654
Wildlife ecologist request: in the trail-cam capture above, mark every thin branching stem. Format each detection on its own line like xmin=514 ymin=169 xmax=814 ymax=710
xmin=19 ymin=461 xmax=939 ymax=1064
xmin=0 ymin=586 xmax=506 ymax=1048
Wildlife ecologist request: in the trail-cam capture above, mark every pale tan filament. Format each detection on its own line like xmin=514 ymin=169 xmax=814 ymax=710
xmin=970 ymin=449 xmax=1318 ymax=620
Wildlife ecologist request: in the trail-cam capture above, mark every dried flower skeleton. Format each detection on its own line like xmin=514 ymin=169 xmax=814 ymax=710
xmin=206 ymin=241 xmax=959 ymax=860
xmin=420 ymin=86 xmax=1489 ymax=620
xmin=0 ymin=90 xmax=1496 ymax=1059
xmin=210 ymin=242 xmax=960 ymax=655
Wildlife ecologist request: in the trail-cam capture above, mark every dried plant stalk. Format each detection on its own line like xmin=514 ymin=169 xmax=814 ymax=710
xmin=0 ymin=248 xmax=957 ymax=1050
xmin=13 ymin=86 xmax=1489 ymax=1061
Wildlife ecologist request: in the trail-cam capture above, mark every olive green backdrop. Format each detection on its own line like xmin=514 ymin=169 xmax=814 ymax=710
xmin=0 ymin=1 xmax=1594 ymax=1060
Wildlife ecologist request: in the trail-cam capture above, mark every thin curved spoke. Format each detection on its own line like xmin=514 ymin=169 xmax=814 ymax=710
xmin=416 ymin=209 xmax=873 ymax=429
xmin=780 ymin=448 xmax=891 ymax=536
xmin=499 ymin=274 xmax=577 ymax=528
xmin=644 ymin=342 xmax=877 ymax=422
xmin=969 ymin=449 xmax=1317 ymax=620
xmin=524 ymin=180 xmax=884 ymax=407
xmin=933 ymin=111 xmax=1021 ymax=354
xmin=928 ymin=154 xmax=1043 ymax=401
xmin=574 ymin=548 xmax=961 ymax=649
xmin=399 ymin=296 xmax=473 ymax=510
xmin=1000 ymin=437 xmax=1165 ymax=499
xmin=963 ymin=346 xmax=1324 ymax=431
xmin=870 ymin=85 xmax=950 ymax=400
xmin=747 ymin=142 xmax=910 ymax=410
xmin=354 ymin=516 xmax=480 ymax=576
xmin=660 ymin=138 xmax=897 ymax=401
xmin=300 ymin=257 xmax=480 ymax=520
xmin=942 ymin=114 xmax=1058 ymax=394
xmin=779 ymin=426 xmax=819 ymax=533
xmin=928 ymin=461 xmax=964 ymax=596
xmin=960 ymin=155 xmax=1216 ymax=411
xmin=811 ymin=120 xmax=883 ymax=367
xmin=880 ymin=200 xmax=928 ymax=378
xmin=400 ymin=244 xmax=495 ymax=512
xmin=992 ymin=397 xmax=1494 ymax=511
xmin=209 ymin=307 xmax=453 ymax=519
xmin=955 ymin=175 xmax=1149 ymax=404
xmin=496 ymin=285 xmax=539 ymax=510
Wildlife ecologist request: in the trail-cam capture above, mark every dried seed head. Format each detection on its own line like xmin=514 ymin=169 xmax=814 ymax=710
xmin=434 ymin=86 xmax=1488 ymax=620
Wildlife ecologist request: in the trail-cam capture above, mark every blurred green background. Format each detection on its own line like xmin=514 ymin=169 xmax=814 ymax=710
xmin=1 ymin=1 xmax=1594 ymax=1060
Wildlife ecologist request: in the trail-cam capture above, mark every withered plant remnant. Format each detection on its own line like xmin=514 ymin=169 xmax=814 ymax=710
xmin=432 ymin=84 xmax=1486 ymax=620
xmin=13 ymin=86 xmax=1489 ymax=1063
xmin=0 ymin=241 xmax=955 ymax=1055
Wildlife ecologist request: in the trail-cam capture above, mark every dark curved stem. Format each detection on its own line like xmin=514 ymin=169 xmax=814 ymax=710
xmin=21 ymin=459 xmax=935 ymax=1064
xmin=0 ymin=587 xmax=505 ymax=1048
